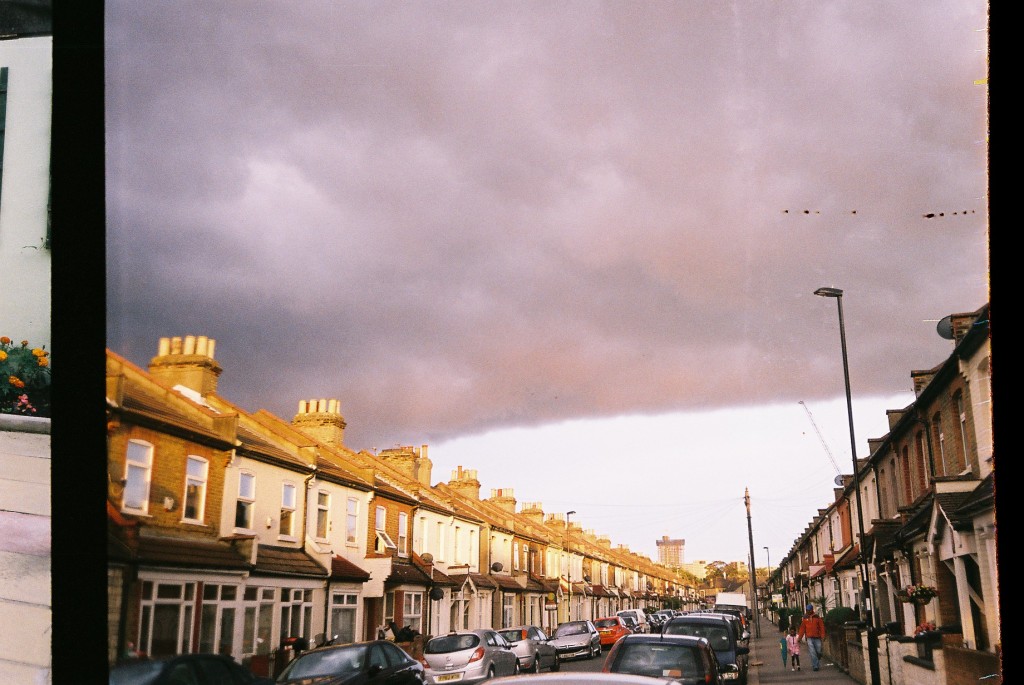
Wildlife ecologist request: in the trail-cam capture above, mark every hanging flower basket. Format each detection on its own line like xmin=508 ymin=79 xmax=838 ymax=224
xmin=898 ymin=585 xmax=937 ymax=604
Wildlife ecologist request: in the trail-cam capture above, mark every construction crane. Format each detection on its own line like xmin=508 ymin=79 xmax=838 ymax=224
xmin=798 ymin=401 xmax=843 ymax=477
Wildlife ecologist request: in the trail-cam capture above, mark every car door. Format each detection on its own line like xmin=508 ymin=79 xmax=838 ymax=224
xmin=381 ymin=642 xmax=423 ymax=683
xmin=529 ymin=626 xmax=555 ymax=665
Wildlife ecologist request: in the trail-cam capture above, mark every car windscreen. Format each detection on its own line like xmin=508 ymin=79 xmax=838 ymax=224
xmin=594 ymin=619 xmax=619 ymax=628
xmin=279 ymin=645 xmax=367 ymax=678
xmin=613 ymin=643 xmax=702 ymax=680
xmin=426 ymin=634 xmax=479 ymax=653
xmin=497 ymin=629 xmax=526 ymax=643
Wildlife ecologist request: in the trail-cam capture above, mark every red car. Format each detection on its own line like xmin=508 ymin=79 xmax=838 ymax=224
xmin=593 ymin=616 xmax=632 ymax=648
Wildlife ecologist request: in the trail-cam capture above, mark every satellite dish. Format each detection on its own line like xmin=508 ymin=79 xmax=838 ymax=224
xmin=429 ymin=586 xmax=444 ymax=601
xmin=834 ymin=474 xmax=845 ymax=487
xmin=420 ymin=553 xmax=434 ymax=564
xmin=936 ymin=315 xmax=955 ymax=340
xmin=490 ymin=562 xmax=503 ymax=572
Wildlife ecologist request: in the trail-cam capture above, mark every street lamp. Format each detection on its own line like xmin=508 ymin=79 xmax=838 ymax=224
xmin=763 ymin=546 xmax=771 ymax=612
xmin=814 ymin=286 xmax=880 ymax=685
xmin=566 ymin=511 xmax=576 ymax=621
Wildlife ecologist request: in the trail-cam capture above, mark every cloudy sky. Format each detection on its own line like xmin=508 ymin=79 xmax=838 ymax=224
xmin=104 ymin=2 xmax=989 ymax=565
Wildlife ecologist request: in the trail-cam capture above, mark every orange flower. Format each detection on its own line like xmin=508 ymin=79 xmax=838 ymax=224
xmin=20 ymin=340 xmax=28 ymax=347
xmin=0 ymin=351 xmax=6 ymax=362
xmin=37 ymin=357 xmax=48 ymax=368
xmin=0 ymin=336 xmax=9 ymax=344
xmin=32 ymin=348 xmax=45 ymax=357
xmin=8 ymin=376 xmax=24 ymax=388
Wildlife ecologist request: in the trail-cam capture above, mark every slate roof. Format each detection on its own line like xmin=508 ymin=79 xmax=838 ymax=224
xmin=448 ymin=572 xmax=498 ymax=590
xmin=491 ymin=575 xmax=525 ymax=591
xmin=949 ymin=473 xmax=994 ymax=529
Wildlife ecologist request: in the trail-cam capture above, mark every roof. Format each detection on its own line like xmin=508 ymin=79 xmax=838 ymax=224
xmin=386 ymin=560 xmax=434 ymax=586
xmin=330 ymin=555 xmax=371 ymax=582
xmin=135 ymin=533 xmax=249 ymax=571
xmin=948 ymin=473 xmax=994 ymax=528
xmin=253 ymin=545 xmax=328 ymax=578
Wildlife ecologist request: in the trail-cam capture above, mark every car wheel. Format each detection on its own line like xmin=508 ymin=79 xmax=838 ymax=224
xmin=512 ymin=660 xmax=520 ymax=675
xmin=487 ymin=665 xmax=495 ymax=680
xmin=550 ymin=655 xmax=561 ymax=672
xmin=531 ymin=656 xmax=540 ymax=673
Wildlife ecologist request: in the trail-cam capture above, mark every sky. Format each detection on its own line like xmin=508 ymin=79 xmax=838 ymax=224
xmin=104 ymin=2 xmax=989 ymax=566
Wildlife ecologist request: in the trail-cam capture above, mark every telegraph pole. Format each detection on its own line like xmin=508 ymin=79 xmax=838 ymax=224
xmin=744 ymin=488 xmax=761 ymax=638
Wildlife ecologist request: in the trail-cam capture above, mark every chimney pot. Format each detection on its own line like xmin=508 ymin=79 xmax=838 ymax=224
xmin=158 ymin=337 xmax=170 ymax=356
xmin=299 ymin=400 xmax=307 ymax=414
xmin=184 ymin=335 xmax=197 ymax=355
xmin=170 ymin=336 xmax=183 ymax=354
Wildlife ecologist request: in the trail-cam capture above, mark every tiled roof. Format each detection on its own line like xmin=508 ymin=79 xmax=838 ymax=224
xmin=135 ymin=533 xmax=250 ymax=570
xmin=253 ymin=545 xmax=328 ymax=578
xmin=428 ymin=566 xmax=458 ymax=587
xmin=948 ymin=474 xmax=994 ymax=528
xmin=386 ymin=560 xmax=434 ymax=586
xmin=491 ymin=575 xmax=525 ymax=591
xmin=331 ymin=555 xmax=371 ymax=582
xmin=448 ymin=572 xmax=498 ymax=590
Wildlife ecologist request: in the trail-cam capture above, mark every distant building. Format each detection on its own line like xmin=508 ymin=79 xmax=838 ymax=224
xmin=656 ymin=535 xmax=685 ymax=567
xmin=681 ymin=561 xmax=708 ymax=580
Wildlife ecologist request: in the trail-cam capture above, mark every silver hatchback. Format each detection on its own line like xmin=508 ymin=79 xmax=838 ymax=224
xmin=422 ymin=629 xmax=520 ymax=684
xmin=497 ymin=625 xmax=560 ymax=673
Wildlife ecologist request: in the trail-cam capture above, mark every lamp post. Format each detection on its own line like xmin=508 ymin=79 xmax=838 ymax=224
xmin=764 ymin=546 xmax=771 ymax=616
xmin=566 ymin=510 xmax=576 ymax=621
xmin=814 ymin=286 xmax=880 ymax=685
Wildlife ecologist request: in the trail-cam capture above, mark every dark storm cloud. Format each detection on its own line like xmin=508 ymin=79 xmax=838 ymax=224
xmin=106 ymin=1 xmax=989 ymax=450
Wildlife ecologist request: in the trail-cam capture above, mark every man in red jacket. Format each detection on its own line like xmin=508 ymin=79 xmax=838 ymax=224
xmin=797 ymin=604 xmax=826 ymax=671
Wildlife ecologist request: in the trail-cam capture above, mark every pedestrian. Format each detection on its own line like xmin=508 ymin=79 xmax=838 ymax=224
xmin=797 ymin=603 xmax=826 ymax=671
xmin=786 ymin=627 xmax=801 ymax=671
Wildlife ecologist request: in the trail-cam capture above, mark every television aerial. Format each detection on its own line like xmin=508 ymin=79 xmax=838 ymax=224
xmin=798 ymin=401 xmax=844 ymax=483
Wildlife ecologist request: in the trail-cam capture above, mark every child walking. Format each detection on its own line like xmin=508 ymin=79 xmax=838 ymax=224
xmin=786 ymin=627 xmax=802 ymax=671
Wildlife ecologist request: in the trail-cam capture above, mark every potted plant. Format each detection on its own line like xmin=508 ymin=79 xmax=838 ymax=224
xmin=0 ymin=337 xmax=50 ymax=419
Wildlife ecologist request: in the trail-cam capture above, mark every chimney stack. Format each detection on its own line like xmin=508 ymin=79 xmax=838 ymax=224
xmin=149 ymin=335 xmax=222 ymax=396
xmin=447 ymin=466 xmax=481 ymax=500
xmin=292 ymin=398 xmax=346 ymax=446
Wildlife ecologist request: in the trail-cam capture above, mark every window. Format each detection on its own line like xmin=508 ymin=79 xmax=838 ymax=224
xmin=915 ymin=431 xmax=928 ymax=484
xmin=398 ymin=512 xmax=408 ymax=555
xmin=279 ymin=588 xmax=313 ymax=641
xmin=235 ymin=472 xmax=255 ymax=530
xmin=123 ymin=440 xmax=153 ymax=513
xmin=502 ymin=593 xmax=514 ymax=628
xmin=346 ymin=497 xmax=359 ymax=544
xmin=280 ymin=483 xmax=296 ymax=537
xmin=933 ymin=412 xmax=946 ymax=476
xmin=316 ymin=491 xmax=330 ymax=539
xmin=375 ymin=505 xmax=386 ymax=531
xmin=453 ymin=526 xmax=462 ymax=564
xmin=403 ymin=591 xmax=423 ymax=632
xmin=956 ymin=392 xmax=969 ymax=471
xmin=137 ymin=580 xmax=196 ymax=658
xmin=183 ymin=456 xmax=208 ymax=522
xmin=242 ymin=587 xmax=275 ymax=655
xmin=437 ymin=522 xmax=445 ymax=561
xmin=514 ymin=543 xmax=520 ymax=571
xmin=330 ymin=592 xmax=358 ymax=644
xmin=199 ymin=584 xmax=238 ymax=656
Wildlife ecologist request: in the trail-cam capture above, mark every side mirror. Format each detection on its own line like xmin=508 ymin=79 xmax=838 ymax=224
xmin=368 ymin=664 xmax=383 ymax=677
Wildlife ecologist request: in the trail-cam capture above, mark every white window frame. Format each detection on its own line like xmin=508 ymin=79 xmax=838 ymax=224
xmin=279 ymin=588 xmax=313 ymax=641
xmin=346 ymin=497 xmax=359 ymax=545
xmin=280 ymin=483 xmax=297 ymax=539
xmin=375 ymin=505 xmax=386 ymax=531
xmin=235 ymin=471 xmax=256 ymax=531
xmin=182 ymin=456 xmax=208 ymax=523
xmin=502 ymin=593 xmax=514 ymax=628
xmin=398 ymin=512 xmax=408 ymax=556
xmin=403 ymin=591 xmax=423 ymax=631
xmin=329 ymin=591 xmax=359 ymax=643
xmin=123 ymin=439 xmax=154 ymax=514
xmin=137 ymin=579 xmax=197 ymax=658
xmin=316 ymin=490 xmax=330 ymax=539
xmin=957 ymin=393 xmax=969 ymax=469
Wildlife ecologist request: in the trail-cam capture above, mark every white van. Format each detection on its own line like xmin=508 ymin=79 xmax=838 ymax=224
xmin=615 ymin=609 xmax=649 ymax=633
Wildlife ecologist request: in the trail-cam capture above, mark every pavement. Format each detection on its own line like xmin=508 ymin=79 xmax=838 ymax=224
xmin=747 ymin=618 xmax=859 ymax=685
xmin=0 ymin=423 xmax=51 ymax=685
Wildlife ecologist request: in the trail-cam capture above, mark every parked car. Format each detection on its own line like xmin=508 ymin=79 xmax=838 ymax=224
xmin=548 ymin=620 xmax=602 ymax=661
xmin=618 ymin=615 xmax=640 ymax=633
xmin=700 ymin=611 xmax=749 ymax=645
xmin=593 ymin=616 xmax=632 ymax=648
xmin=109 ymin=653 xmax=276 ymax=685
xmin=421 ymin=629 xmax=519 ymax=684
xmin=275 ymin=640 xmax=425 ymax=684
xmin=616 ymin=609 xmax=649 ymax=633
xmin=488 ymin=674 xmax=690 ymax=685
xmin=645 ymin=613 xmax=665 ymax=632
xmin=602 ymin=633 xmax=723 ymax=684
xmin=662 ymin=614 xmax=749 ymax=685
xmin=496 ymin=625 xmax=560 ymax=673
